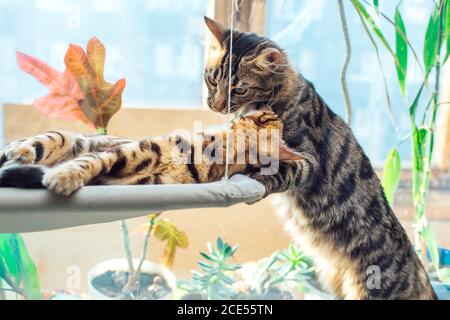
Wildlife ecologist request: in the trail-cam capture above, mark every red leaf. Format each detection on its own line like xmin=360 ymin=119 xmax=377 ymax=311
xmin=34 ymin=94 xmax=93 ymax=127
xmin=17 ymin=51 xmax=83 ymax=100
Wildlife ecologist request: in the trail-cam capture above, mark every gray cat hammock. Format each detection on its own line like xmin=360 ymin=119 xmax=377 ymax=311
xmin=0 ymin=175 xmax=265 ymax=233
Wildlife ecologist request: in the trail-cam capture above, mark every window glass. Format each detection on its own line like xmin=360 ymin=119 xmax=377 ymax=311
xmin=0 ymin=0 xmax=209 ymax=144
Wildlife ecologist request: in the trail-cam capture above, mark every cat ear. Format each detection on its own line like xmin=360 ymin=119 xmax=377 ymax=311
xmin=278 ymin=143 xmax=302 ymax=161
xmin=256 ymin=48 xmax=283 ymax=69
xmin=204 ymin=16 xmax=227 ymax=47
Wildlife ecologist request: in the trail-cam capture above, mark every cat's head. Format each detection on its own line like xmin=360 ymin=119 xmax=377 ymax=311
xmin=204 ymin=17 xmax=290 ymax=115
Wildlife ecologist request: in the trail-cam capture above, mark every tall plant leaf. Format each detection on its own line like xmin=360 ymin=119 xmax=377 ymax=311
xmin=382 ymin=147 xmax=401 ymax=207
xmin=0 ymin=234 xmax=20 ymax=282
xmin=423 ymin=5 xmax=440 ymax=75
xmin=394 ymin=7 xmax=408 ymax=96
xmin=0 ymin=234 xmax=41 ymax=299
xmin=350 ymin=0 xmax=396 ymax=58
xmin=10 ymin=235 xmax=41 ymax=299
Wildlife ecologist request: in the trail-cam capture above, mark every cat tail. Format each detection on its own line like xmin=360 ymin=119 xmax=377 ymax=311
xmin=0 ymin=164 xmax=46 ymax=188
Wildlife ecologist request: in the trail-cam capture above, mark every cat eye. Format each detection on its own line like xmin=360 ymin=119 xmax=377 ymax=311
xmin=232 ymin=87 xmax=247 ymax=96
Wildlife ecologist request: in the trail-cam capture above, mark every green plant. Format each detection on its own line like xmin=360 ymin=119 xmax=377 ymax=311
xmin=178 ymin=239 xmax=324 ymax=300
xmin=0 ymin=234 xmax=41 ymax=299
xmin=253 ymin=244 xmax=314 ymax=293
xmin=179 ymin=237 xmax=241 ymax=300
xmin=350 ymin=0 xmax=450 ymax=272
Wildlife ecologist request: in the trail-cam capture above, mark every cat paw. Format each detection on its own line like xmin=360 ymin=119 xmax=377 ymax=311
xmin=43 ymin=168 xmax=84 ymax=196
xmin=3 ymin=141 xmax=36 ymax=165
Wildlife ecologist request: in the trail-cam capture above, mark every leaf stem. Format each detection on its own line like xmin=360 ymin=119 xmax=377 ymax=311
xmin=96 ymin=127 xmax=107 ymax=135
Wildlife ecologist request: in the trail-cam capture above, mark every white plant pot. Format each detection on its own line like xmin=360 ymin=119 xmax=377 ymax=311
xmin=88 ymin=258 xmax=176 ymax=300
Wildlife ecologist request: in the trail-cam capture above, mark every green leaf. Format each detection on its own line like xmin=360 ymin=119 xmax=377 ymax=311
xmin=197 ymin=262 xmax=212 ymax=270
xmin=200 ymin=252 xmax=214 ymax=262
xmin=11 ymin=235 xmax=41 ymax=299
xmin=351 ymin=0 xmax=395 ymax=57
xmin=216 ymin=237 xmax=225 ymax=254
xmin=0 ymin=234 xmax=41 ymax=299
xmin=395 ymin=6 xmax=408 ymax=96
xmin=423 ymin=5 xmax=440 ymax=75
xmin=445 ymin=0 xmax=450 ymax=63
xmin=421 ymin=226 xmax=439 ymax=270
xmin=382 ymin=148 xmax=401 ymax=207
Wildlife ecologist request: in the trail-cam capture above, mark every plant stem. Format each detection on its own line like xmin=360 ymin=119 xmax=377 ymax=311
xmin=338 ymin=0 xmax=353 ymax=125
xmin=96 ymin=127 xmax=107 ymax=135
xmin=123 ymin=215 xmax=158 ymax=293
xmin=121 ymin=220 xmax=135 ymax=276
xmin=412 ymin=0 xmax=445 ymax=265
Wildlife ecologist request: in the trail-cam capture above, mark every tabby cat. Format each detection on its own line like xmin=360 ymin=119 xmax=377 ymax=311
xmin=0 ymin=110 xmax=299 ymax=195
xmin=203 ymin=17 xmax=437 ymax=299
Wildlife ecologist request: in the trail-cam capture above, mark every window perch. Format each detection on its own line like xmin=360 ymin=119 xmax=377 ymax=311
xmin=0 ymin=175 xmax=265 ymax=233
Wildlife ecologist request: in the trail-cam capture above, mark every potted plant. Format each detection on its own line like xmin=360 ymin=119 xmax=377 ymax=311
xmin=88 ymin=214 xmax=188 ymax=300
xmin=17 ymin=38 xmax=190 ymax=300
xmin=176 ymin=237 xmax=330 ymax=300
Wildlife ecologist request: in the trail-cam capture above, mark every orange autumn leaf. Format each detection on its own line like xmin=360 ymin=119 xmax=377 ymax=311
xmin=16 ymin=51 xmax=92 ymax=126
xmin=17 ymin=37 xmax=126 ymax=130
xmin=64 ymin=38 xmax=126 ymax=130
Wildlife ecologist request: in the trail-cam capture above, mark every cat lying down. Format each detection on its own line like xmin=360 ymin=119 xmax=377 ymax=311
xmin=0 ymin=109 xmax=301 ymax=196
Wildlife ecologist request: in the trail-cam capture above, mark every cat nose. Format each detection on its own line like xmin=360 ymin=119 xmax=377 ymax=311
xmin=211 ymin=97 xmax=227 ymax=112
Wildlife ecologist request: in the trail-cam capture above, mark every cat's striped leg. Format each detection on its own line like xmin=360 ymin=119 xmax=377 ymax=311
xmin=42 ymin=139 xmax=160 ymax=195
xmin=245 ymin=153 xmax=318 ymax=198
xmin=0 ymin=131 xmax=77 ymax=167
xmin=0 ymin=131 xmax=133 ymax=168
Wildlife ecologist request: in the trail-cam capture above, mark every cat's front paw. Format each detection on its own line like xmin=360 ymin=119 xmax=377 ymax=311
xmin=43 ymin=168 xmax=85 ymax=196
xmin=3 ymin=141 xmax=36 ymax=165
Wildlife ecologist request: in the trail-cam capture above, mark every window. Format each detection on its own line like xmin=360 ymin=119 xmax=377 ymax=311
xmin=0 ymin=0 xmax=210 ymax=144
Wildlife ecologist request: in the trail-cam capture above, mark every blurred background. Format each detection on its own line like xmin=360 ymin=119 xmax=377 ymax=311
xmin=0 ymin=0 xmax=449 ymax=298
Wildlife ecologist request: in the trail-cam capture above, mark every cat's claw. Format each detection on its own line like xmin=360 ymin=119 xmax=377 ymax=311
xmin=43 ymin=169 xmax=84 ymax=196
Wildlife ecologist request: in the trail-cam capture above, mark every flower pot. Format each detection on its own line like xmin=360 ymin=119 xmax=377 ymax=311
xmin=88 ymin=258 xmax=176 ymax=300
